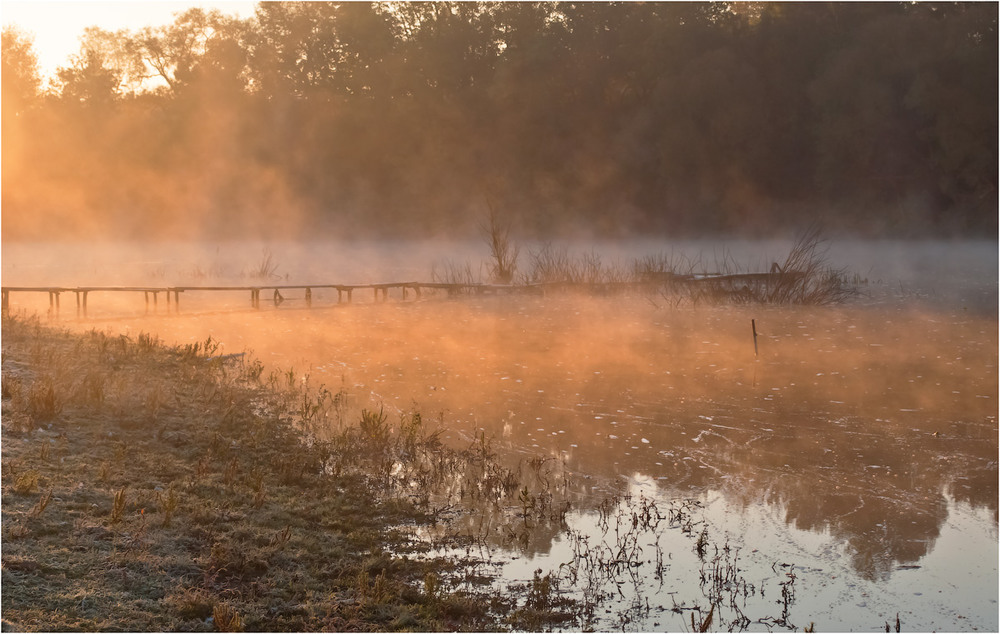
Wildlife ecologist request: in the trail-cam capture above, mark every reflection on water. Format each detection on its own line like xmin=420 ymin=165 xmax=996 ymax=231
xmin=4 ymin=239 xmax=997 ymax=629
xmin=488 ymin=481 xmax=997 ymax=632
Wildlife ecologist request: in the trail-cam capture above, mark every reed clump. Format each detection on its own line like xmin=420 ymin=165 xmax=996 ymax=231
xmin=243 ymin=247 xmax=280 ymax=280
xmin=475 ymin=226 xmax=860 ymax=305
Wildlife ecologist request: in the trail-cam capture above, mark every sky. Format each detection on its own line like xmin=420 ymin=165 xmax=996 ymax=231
xmin=1 ymin=1 xmax=257 ymax=79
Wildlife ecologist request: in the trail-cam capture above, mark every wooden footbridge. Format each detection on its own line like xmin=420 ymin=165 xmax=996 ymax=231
xmin=0 ymin=281 xmax=538 ymax=317
xmin=1 ymin=271 xmax=807 ymax=318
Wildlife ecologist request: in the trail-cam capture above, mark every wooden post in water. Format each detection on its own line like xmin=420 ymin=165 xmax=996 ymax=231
xmin=305 ymin=287 xmax=312 ymax=307
xmin=752 ymin=319 xmax=759 ymax=358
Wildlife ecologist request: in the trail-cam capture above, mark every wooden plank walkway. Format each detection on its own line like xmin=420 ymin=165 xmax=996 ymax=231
xmin=0 ymin=281 xmax=528 ymax=317
xmin=2 ymin=272 xmax=800 ymax=317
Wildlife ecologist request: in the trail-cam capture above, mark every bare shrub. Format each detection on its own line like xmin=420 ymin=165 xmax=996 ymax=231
xmin=644 ymin=227 xmax=858 ymax=306
xmin=632 ymin=251 xmax=699 ymax=280
xmin=525 ymin=243 xmax=574 ymax=284
xmin=733 ymin=227 xmax=857 ymax=305
xmin=526 ymin=245 xmax=628 ymax=286
xmin=244 ymin=248 xmax=279 ymax=280
xmin=431 ymin=259 xmax=478 ymax=286
xmin=481 ymin=199 xmax=519 ymax=284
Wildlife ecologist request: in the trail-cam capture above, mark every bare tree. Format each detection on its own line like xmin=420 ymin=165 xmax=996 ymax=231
xmin=481 ymin=197 xmax=519 ymax=284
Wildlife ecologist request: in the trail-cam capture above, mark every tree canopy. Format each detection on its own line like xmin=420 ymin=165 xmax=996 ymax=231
xmin=2 ymin=2 xmax=996 ymax=241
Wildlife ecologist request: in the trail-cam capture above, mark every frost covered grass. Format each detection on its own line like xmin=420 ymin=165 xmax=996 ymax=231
xmin=0 ymin=312 xmax=585 ymax=631
xmin=0 ymin=313 xmax=822 ymax=632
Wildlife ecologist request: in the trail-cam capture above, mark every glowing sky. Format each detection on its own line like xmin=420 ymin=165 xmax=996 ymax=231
xmin=1 ymin=1 xmax=256 ymax=80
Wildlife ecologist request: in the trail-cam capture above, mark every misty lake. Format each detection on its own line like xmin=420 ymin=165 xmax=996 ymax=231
xmin=3 ymin=238 xmax=997 ymax=631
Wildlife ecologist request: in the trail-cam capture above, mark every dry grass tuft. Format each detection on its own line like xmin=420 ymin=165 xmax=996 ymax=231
xmin=12 ymin=470 xmax=40 ymax=496
xmin=213 ymin=602 xmax=244 ymax=632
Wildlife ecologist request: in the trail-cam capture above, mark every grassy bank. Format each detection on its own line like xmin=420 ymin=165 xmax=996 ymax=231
xmin=0 ymin=313 xmax=573 ymax=631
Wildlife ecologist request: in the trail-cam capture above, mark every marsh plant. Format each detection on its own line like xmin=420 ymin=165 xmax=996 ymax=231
xmin=474 ymin=226 xmax=859 ymax=306
xmin=523 ymin=243 xmax=630 ymax=286
xmin=700 ymin=226 xmax=857 ymax=305
xmin=431 ymin=259 xmax=480 ymax=287
xmin=244 ymin=247 xmax=280 ymax=280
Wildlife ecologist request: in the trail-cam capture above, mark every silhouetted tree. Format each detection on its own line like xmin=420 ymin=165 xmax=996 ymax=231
xmin=2 ymin=26 xmax=41 ymax=117
xmin=2 ymin=1 xmax=996 ymax=240
xmin=56 ymin=48 xmax=122 ymax=106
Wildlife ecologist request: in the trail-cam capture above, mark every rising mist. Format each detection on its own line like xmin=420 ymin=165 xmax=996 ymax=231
xmin=2 ymin=2 xmax=998 ymax=630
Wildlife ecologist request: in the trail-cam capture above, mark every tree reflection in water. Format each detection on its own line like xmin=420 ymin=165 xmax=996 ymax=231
xmin=350 ymin=296 xmax=995 ymax=583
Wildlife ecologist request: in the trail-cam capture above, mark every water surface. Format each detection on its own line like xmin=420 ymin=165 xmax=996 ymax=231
xmin=3 ymin=238 xmax=996 ymax=630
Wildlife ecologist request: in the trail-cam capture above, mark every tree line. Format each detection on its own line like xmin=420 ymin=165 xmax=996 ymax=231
xmin=2 ymin=2 xmax=996 ymax=241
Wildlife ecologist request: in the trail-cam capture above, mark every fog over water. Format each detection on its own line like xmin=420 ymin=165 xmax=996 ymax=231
xmin=4 ymin=2 xmax=996 ymax=627
xmin=3 ymin=238 xmax=997 ymax=630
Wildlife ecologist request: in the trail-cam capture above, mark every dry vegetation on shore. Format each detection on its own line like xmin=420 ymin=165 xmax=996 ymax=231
xmin=0 ymin=313 xmax=577 ymax=631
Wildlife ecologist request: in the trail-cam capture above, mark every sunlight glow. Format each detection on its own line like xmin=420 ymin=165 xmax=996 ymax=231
xmin=1 ymin=0 xmax=255 ymax=80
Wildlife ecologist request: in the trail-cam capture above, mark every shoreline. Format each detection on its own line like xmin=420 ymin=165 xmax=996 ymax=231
xmin=0 ymin=312 xmax=572 ymax=631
